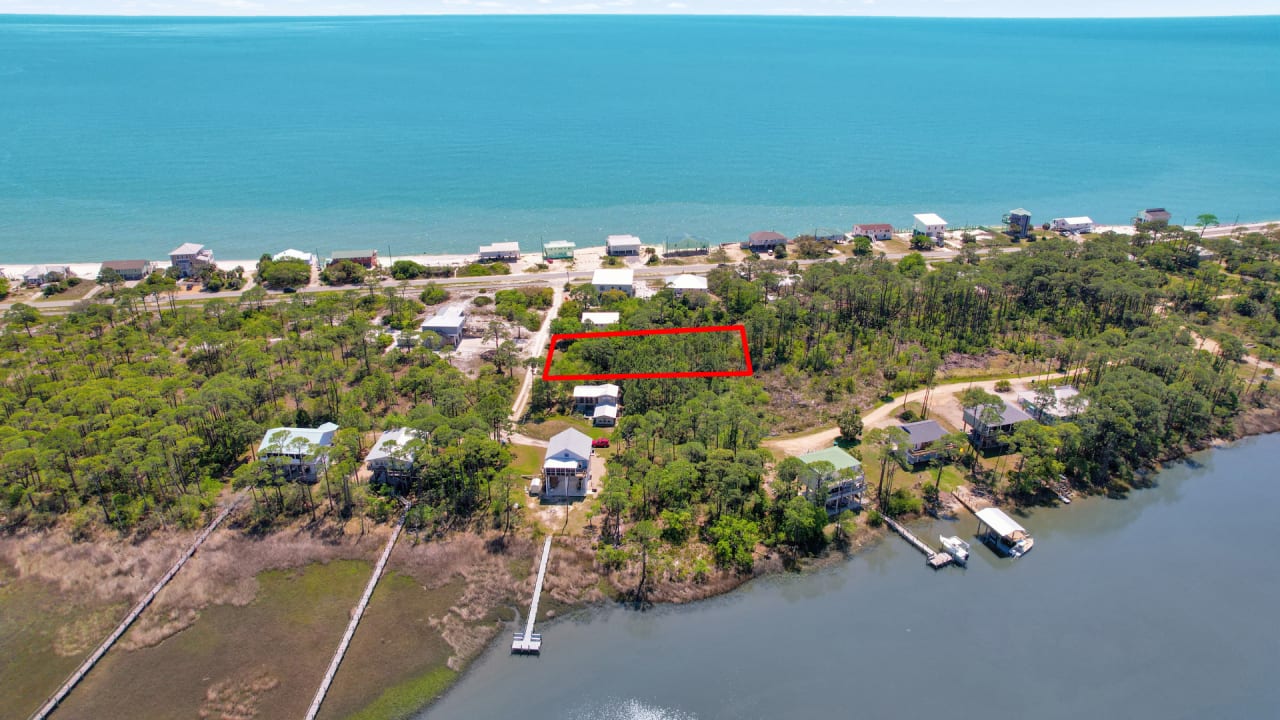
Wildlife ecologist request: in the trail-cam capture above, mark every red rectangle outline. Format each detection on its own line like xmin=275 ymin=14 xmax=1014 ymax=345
xmin=542 ymin=325 xmax=753 ymax=381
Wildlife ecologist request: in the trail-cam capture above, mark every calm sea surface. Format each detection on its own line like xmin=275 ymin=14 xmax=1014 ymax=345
xmin=423 ymin=433 xmax=1280 ymax=720
xmin=1 ymin=15 xmax=1278 ymax=263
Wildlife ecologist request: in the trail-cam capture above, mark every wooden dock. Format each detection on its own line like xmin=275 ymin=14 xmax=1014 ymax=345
xmin=512 ymin=536 xmax=553 ymax=654
xmin=883 ymin=515 xmax=952 ymax=569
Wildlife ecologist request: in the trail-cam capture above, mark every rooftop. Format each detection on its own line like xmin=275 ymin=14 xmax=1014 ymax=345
xmin=667 ymin=274 xmax=708 ymax=291
xmin=976 ymin=507 xmax=1028 ymax=540
xmin=258 ymin=422 xmax=339 ymax=454
xmin=480 ymin=241 xmax=521 ymax=253
xmin=331 ymin=249 xmax=376 ymax=259
xmin=606 ymin=234 xmax=642 ymax=247
xmin=592 ymin=268 xmax=634 ymax=286
xmin=966 ymin=401 xmax=1034 ymax=427
xmin=422 ymin=303 xmax=467 ymax=330
xmin=546 ymin=428 xmax=592 ymax=461
xmin=900 ymin=419 xmax=947 ymax=446
xmin=169 ymin=242 xmax=206 ymax=256
xmin=581 ymin=311 xmax=620 ymax=325
xmin=273 ymin=249 xmax=316 ymax=263
xmin=914 ymin=213 xmax=947 ymax=226
xmin=544 ymin=240 xmax=576 ymax=249
xmin=101 ymin=259 xmax=150 ymax=270
xmin=748 ymin=231 xmax=787 ymax=244
xmin=366 ymin=427 xmax=421 ymax=464
xmin=855 ymin=223 xmax=894 ymax=232
xmin=1009 ymin=208 xmax=1031 ymax=216
xmin=574 ymin=384 xmax=620 ymax=399
xmin=1060 ymin=216 xmax=1094 ymax=225
xmin=797 ymin=446 xmax=862 ymax=472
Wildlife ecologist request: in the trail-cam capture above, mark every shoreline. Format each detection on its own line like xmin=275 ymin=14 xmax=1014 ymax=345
xmin=2 ymin=219 xmax=1275 ymax=283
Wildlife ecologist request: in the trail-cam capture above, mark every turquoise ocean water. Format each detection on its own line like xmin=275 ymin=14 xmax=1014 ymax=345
xmin=0 ymin=15 xmax=1277 ymax=264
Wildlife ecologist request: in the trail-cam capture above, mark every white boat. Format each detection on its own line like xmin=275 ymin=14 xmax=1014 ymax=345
xmin=939 ymin=535 xmax=970 ymax=565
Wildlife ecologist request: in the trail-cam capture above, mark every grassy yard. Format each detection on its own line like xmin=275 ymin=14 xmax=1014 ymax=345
xmin=509 ymin=443 xmax=543 ymax=477
xmin=519 ymin=414 xmax=611 ymax=441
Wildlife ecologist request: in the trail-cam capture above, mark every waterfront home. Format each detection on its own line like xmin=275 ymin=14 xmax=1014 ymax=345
xmin=478 ymin=241 xmax=522 ymax=262
xmin=742 ymin=231 xmax=788 ymax=252
xmin=542 ymin=240 xmax=576 ymax=261
xmin=273 ymin=248 xmax=318 ymax=266
xmin=814 ymin=228 xmax=846 ymax=243
xmin=1003 ymin=209 xmax=1032 ymax=239
xmin=852 ymin=223 xmax=894 ymax=241
xmin=975 ymin=507 xmax=1034 ymax=558
xmin=1051 ymin=216 xmax=1094 ymax=233
xmin=329 ymin=249 xmax=378 ymax=269
xmin=257 ymin=422 xmax=339 ymax=480
xmin=1016 ymin=385 xmax=1088 ymax=424
xmin=100 ymin=259 xmax=153 ymax=281
xmin=366 ymin=427 xmax=422 ymax=484
xmin=168 ymin=242 xmax=214 ymax=278
xmin=542 ymin=428 xmax=593 ymax=499
xmin=420 ymin=304 xmax=468 ymax=347
xmin=666 ymin=274 xmax=708 ymax=297
xmin=899 ymin=419 xmax=948 ymax=465
xmin=581 ymin=311 xmax=620 ymax=327
xmin=912 ymin=213 xmax=948 ymax=239
xmin=592 ymin=268 xmax=634 ymax=296
xmin=963 ymin=401 xmax=1034 ymax=449
xmin=605 ymin=234 xmax=643 ymax=256
xmin=1138 ymin=208 xmax=1172 ymax=224
xmin=796 ymin=446 xmax=866 ymax=514
xmin=22 ymin=264 xmax=73 ymax=286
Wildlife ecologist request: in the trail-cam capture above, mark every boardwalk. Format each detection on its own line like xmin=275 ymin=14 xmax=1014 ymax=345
xmin=29 ymin=495 xmax=243 ymax=720
xmin=512 ymin=536 xmax=553 ymax=654
xmin=882 ymin=515 xmax=951 ymax=569
xmin=304 ymin=506 xmax=409 ymax=720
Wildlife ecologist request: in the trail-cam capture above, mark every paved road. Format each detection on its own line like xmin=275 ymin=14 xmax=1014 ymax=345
xmin=1193 ymin=221 xmax=1279 ymax=239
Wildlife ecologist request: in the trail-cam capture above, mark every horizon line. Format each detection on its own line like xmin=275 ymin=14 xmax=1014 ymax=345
xmin=2 ymin=12 xmax=1278 ymax=20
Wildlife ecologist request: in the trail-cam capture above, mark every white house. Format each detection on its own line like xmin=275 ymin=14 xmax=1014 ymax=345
xmin=574 ymin=384 xmax=620 ymax=426
xmin=421 ymin=304 xmax=468 ymax=347
xmin=852 ymin=223 xmax=894 ymax=241
xmin=366 ymin=427 xmax=422 ymax=481
xmin=666 ymin=274 xmax=708 ymax=297
xmin=912 ymin=213 xmax=948 ymax=239
xmin=273 ymin=248 xmax=318 ymax=266
xmin=478 ymin=241 xmax=521 ymax=262
xmin=581 ymin=311 xmax=620 ymax=327
xmin=605 ymin=234 xmax=643 ymax=256
xmin=1051 ymin=216 xmax=1094 ymax=233
xmin=22 ymin=264 xmax=72 ymax=287
xmin=258 ymin=422 xmax=339 ymax=480
xmin=591 ymin=405 xmax=618 ymax=427
xmin=963 ymin=402 xmax=1033 ymax=449
xmin=542 ymin=428 xmax=593 ymax=498
xmin=592 ymin=268 xmax=634 ymax=296
xmin=169 ymin=242 xmax=215 ymax=278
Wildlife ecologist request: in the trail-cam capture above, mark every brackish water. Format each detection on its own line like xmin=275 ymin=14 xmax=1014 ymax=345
xmin=422 ymin=434 xmax=1280 ymax=720
xmin=1 ymin=15 xmax=1279 ymax=263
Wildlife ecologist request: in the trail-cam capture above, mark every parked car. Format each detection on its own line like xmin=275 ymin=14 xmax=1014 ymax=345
xmin=591 ymin=437 xmax=610 ymax=449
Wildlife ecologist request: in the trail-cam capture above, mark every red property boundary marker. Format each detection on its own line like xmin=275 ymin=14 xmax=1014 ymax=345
xmin=542 ymin=325 xmax=753 ymax=381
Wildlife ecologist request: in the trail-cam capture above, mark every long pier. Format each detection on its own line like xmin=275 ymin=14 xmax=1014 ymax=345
xmin=512 ymin=536 xmax=553 ymax=654
xmin=30 ymin=495 xmax=242 ymax=720
xmin=304 ymin=505 xmax=408 ymax=720
xmin=882 ymin=515 xmax=951 ymax=569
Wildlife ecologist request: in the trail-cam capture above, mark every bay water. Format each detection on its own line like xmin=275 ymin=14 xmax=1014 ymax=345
xmin=1 ymin=15 xmax=1278 ymax=264
xmin=422 ymin=434 xmax=1280 ymax=720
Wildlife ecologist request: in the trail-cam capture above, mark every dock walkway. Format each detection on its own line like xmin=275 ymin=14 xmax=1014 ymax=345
xmin=30 ymin=495 xmax=243 ymax=720
xmin=304 ymin=505 xmax=408 ymax=720
xmin=512 ymin=536 xmax=553 ymax=654
xmin=883 ymin=515 xmax=952 ymax=569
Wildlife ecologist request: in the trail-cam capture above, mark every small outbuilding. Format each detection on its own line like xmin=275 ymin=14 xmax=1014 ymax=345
xmin=605 ymin=234 xmax=643 ymax=256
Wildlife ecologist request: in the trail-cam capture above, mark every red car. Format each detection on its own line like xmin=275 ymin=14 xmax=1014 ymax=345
xmin=592 ymin=437 xmax=610 ymax=449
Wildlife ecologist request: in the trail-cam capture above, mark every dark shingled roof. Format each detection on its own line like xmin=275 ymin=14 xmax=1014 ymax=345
xmin=102 ymin=259 xmax=150 ymax=271
xmin=748 ymin=231 xmax=787 ymax=244
xmin=899 ymin=419 xmax=947 ymax=446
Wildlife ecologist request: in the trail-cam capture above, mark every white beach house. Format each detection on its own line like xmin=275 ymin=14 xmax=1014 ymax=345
xmin=168 ymin=243 xmax=215 ymax=278
xmin=912 ymin=213 xmax=948 ymax=239
xmin=478 ymin=241 xmax=521 ymax=262
xmin=605 ymin=234 xmax=643 ymax=256
xmin=581 ymin=311 xmax=620 ymax=327
xmin=257 ymin=422 xmax=339 ymax=480
xmin=1051 ymin=216 xmax=1094 ymax=233
xmin=420 ymin=304 xmax=468 ymax=347
xmin=366 ymin=427 xmax=422 ymax=482
xmin=666 ymin=274 xmax=708 ymax=297
xmin=852 ymin=223 xmax=894 ymax=241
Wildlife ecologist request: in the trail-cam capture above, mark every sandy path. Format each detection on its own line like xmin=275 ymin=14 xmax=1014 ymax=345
xmin=1190 ymin=330 xmax=1277 ymax=372
xmin=509 ymin=284 xmax=564 ymax=423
